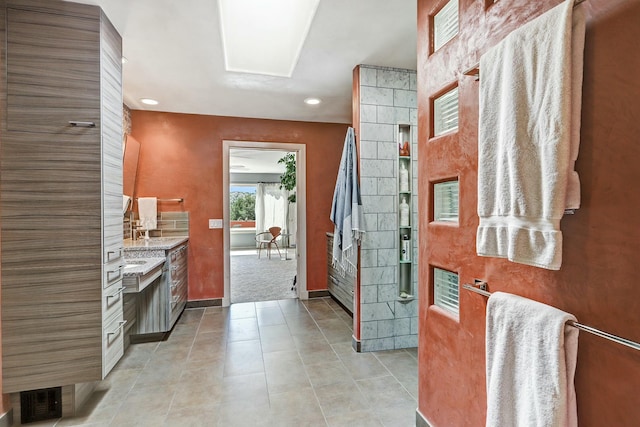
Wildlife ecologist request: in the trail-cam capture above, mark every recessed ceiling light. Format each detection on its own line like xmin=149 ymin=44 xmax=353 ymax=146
xmin=304 ymin=97 xmax=321 ymax=105
xmin=140 ymin=98 xmax=159 ymax=106
xmin=218 ymin=0 xmax=320 ymax=77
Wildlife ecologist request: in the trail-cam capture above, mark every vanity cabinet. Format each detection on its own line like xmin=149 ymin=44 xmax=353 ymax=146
xmin=0 ymin=0 xmax=123 ymax=392
xmin=124 ymin=239 xmax=189 ymax=336
xmin=326 ymin=233 xmax=354 ymax=314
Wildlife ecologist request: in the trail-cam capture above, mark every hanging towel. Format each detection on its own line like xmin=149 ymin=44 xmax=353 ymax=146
xmin=330 ymin=127 xmax=365 ymax=275
xmin=138 ymin=197 xmax=157 ymax=230
xmin=486 ymin=292 xmax=579 ymax=427
xmin=477 ymin=0 xmax=586 ymax=270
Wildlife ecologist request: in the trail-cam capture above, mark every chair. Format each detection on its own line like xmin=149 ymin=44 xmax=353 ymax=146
xmin=256 ymin=226 xmax=282 ymax=259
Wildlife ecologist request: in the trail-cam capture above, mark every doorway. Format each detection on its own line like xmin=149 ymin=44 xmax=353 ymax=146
xmin=222 ymin=140 xmax=307 ymax=307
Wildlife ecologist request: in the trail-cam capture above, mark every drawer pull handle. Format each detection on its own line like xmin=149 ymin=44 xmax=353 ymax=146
xmin=107 ymin=287 xmax=125 ymax=300
xmin=107 ymin=320 xmax=127 ymax=336
xmin=107 ymin=266 xmax=124 ymax=281
xmin=107 ymin=248 xmax=123 ymax=258
xmin=69 ymin=120 xmax=96 ymax=128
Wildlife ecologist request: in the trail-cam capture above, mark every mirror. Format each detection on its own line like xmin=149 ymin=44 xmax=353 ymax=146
xmin=123 ymin=135 xmax=140 ymax=201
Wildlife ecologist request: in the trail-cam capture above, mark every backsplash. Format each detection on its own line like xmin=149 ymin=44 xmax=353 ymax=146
xmin=124 ymin=211 xmax=189 ymax=240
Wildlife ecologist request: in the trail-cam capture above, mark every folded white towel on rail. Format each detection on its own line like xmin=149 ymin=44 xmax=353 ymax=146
xmin=138 ymin=197 xmax=157 ymax=230
xmin=476 ymin=0 xmax=586 ymax=270
xmin=486 ymin=292 xmax=579 ymax=427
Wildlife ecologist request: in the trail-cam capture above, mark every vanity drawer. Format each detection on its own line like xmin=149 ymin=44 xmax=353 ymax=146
xmin=103 ymin=280 xmax=125 ymax=324
xmin=103 ymin=261 xmax=124 ymax=289
xmin=102 ymin=311 xmax=125 ymax=377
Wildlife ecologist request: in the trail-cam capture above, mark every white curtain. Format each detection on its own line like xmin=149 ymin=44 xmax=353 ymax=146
xmin=255 ymin=183 xmax=288 ymax=235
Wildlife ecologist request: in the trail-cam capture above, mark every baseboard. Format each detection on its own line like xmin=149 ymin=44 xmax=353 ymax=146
xmin=308 ymin=290 xmax=330 ymax=298
xmin=130 ymin=332 xmax=167 ymax=343
xmin=186 ymin=298 xmax=222 ymax=308
xmin=352 ymin=335 xmax=361 ymax=352
xmin=416 ymin=409 xmax=432 ymax=427
xmin=0 ymin=408 xmax=13 ymax=427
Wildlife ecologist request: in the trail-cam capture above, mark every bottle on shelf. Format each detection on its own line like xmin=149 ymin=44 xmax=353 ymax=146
xmin=399 ymin=197 xmax=410 ymax=227
xmin=401 ymin=235 xmax=411 ymax=261
xmin=399 ymin=162 xmax=409 ymax=192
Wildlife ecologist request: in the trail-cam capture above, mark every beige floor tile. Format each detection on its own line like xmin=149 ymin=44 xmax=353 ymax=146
xmin=325 ymin=409 xmax=384 ymax=427
xmin=256 ymin=306 xmax=287 ymax=326
xmin=314 ymin=380 xmax=371 ymax=417
xmin=224 ymin=340 xmax=264 ymax=376
xmin=305 ymin=360 xmax=352 ymax=387
xmin=162 ymin=406 xmax=220 ymax=427
xmin=227 ymin=317 xmax=260 ymax=342
xmin=220 ymin=372 xmax=269 ymax=406
xmin=50 ymin=297 xmax=417 ymax=427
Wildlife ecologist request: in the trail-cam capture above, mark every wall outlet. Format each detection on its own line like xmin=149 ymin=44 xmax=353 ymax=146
xmin=208 ymin=219 xmax=223 ymax=229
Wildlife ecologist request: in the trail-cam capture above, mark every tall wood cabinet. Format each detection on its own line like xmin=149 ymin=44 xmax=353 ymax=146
xmin=0 ymin=0 xmax=124 ymax=392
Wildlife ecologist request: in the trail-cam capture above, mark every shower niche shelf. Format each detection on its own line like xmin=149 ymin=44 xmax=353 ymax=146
xmin=397 ymin=123 xmax=414 ymax=303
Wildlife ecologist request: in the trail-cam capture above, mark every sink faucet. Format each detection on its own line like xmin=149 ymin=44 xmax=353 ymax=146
xmin=131 ymin=222 xmax=144 ymax=241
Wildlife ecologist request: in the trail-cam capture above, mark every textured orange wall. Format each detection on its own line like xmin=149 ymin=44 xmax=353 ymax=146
xmin=417 ymin=0 xmax=640 ymax=426
xmin=130 ymin=110 xmax=348 ymax=301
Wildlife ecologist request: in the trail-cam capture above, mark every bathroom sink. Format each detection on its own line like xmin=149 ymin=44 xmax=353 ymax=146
xmin=125 ymin=260 xmax=147 ymax=268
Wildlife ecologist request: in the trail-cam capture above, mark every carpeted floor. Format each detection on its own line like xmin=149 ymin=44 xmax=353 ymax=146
xmin=230 ymin=249 xmax=297 ymax=303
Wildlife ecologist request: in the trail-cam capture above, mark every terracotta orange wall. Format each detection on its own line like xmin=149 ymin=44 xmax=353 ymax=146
xmin=417 ymin=0 xmax=640 ymax=426
xmin=130 ymin=110 xmax=348 ymax=301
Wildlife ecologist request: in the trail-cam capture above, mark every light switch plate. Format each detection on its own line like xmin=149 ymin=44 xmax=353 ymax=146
xmin=209 ymin=219 xmax=223 ymax=229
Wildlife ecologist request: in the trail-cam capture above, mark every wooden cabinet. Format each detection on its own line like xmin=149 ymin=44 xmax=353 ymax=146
xmin=125 ymin=240 xmax=189 ymax=336
xmin=326 ymin=233 xmax=354 ymax=314
xmin=168 ymin=244 xmax=189 ymax=328
xmin=0 ymin=0 xmax=123 ymax=392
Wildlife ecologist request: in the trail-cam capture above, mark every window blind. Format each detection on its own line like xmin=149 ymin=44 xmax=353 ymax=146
xmin=434 ymin=180 xmax=459 ymax=222
xmin=433 ymin=0 xmax=459 ymax=51
xmin=434 ymin=87 xmax=459 ymax=136
xmin=434 ymin=268 xmax=459 ymax=314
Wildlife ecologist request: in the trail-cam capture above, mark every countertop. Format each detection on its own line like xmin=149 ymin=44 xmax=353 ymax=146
xmin=123 ymin=236 xmax=189 ymax=251
xmin=123 ymin=257 xmax=166 ymax=277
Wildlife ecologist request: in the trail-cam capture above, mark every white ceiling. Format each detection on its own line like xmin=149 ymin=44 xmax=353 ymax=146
xmin=229 ymin=149 xmax=290 ymax=175
xmin=66 ymin=0 xmax=418 ymax=125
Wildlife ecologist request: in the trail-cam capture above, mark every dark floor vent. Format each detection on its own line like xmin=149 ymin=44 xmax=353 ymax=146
xmin=20 ymin=387 xmax=62 ymax=424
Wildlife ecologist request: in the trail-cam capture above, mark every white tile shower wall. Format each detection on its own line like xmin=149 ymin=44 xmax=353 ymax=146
xmin=358 ymin=65 xmax=418 ymax=351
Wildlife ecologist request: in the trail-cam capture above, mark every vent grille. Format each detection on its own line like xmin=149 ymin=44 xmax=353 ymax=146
xmin=20 ymin=387 xmax=61 ymax=424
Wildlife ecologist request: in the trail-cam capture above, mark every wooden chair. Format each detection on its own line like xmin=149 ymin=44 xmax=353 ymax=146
xmin=256 ymin=226 xmax=282 ymax=259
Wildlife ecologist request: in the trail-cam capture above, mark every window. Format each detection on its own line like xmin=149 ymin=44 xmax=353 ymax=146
xmin=434 ymin=267 xmax=459 ymax=314
xmin=433 ymin=0 xmax=459 ymax=51
xmin=434 ymin=180 xmax=459 ymax=222
xmin=433 ymin=87 xmax=459 ymax=136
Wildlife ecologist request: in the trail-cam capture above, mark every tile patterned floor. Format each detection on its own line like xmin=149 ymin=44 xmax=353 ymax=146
xmin=18 ymin=298 xmax=418 ymax=427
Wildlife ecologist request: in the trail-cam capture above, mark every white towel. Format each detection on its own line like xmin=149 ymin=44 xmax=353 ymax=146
xmin=138 ymin=197 xmax=157 ymax=230
xmin=477 ymin=0 xmax=586 ymax=270
xmin=330 ymin=127 xmax=365 ymax=275
xmin=486 ymin=292 xmax=579 ymax=427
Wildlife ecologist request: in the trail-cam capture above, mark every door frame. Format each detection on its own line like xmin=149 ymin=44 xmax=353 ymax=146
xmin=222 ymin=140 xmax=308 ymax=306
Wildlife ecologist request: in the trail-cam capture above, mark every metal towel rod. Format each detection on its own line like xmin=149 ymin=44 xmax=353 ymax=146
xmin=137 ymin=198 xmax=184 ymax=202
xmin=462 ymin=283 xmax=640 ymax=352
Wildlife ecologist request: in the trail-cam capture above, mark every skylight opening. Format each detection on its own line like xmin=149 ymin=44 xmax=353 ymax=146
xmin=218 ymin=0 xmax=320 ymax=78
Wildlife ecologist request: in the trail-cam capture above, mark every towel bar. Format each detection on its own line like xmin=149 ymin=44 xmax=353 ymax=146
xmin=463 ymin=283 xmax=640 ymax=352
xmin=137 ymin=197 xmax=183 ymax=202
